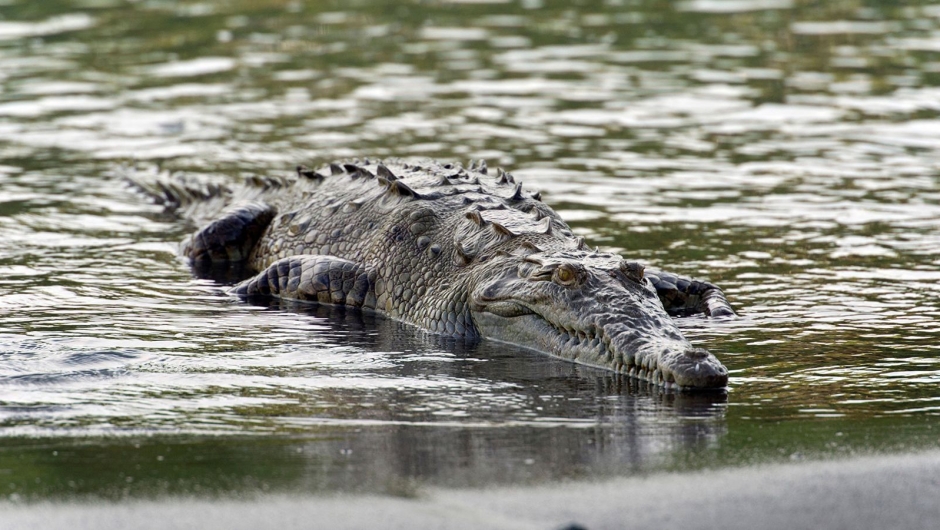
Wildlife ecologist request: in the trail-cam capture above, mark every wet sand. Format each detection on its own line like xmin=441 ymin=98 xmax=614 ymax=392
xmin=5 ymin=450 xmax=939 ymax=530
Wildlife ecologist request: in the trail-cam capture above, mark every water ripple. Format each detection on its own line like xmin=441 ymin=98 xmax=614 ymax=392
xmin=0 ymin=0 xmax=938 ymax=497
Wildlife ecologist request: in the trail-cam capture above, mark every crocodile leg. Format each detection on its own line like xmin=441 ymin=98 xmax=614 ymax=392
xmin=182 ymin=201 xmax=275 ymax=264
xmin=232 ymin=255 xmax=376 ymax=308
xmin=645 ymin=270 xmax=735 ymax=317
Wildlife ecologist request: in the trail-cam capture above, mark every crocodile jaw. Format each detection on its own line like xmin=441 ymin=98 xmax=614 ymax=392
xmin=471 ymin=307 xmax=728 ymax=390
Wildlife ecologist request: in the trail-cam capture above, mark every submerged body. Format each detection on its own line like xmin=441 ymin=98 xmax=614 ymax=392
xmin=133 ymin=158 xmax=733 ymax=390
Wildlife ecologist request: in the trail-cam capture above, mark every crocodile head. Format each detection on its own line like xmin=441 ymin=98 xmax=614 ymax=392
xmin=469 ymin=250 xmax=728 ymax=390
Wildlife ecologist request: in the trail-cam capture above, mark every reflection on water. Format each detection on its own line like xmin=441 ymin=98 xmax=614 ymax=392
xmin=1 ymin=0 xmax=940 ymax=499
xmin=0 ymin=298 xmax=729 ymax=498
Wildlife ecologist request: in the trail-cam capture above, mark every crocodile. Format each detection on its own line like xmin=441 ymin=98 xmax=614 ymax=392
xmin=131 ymin=158 xmax=734 ymax=390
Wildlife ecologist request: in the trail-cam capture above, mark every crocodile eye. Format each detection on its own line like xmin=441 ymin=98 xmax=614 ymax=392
xmin=553 ymin=264 xmax=579 ymax=287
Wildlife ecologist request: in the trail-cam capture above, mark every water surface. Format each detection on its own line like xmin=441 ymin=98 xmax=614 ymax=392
xmin=1 ymin=0 xmax=939 ymax=501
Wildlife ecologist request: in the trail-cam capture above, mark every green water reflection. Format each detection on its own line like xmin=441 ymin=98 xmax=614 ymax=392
xmin=2 ymin=415 xmax=937 ymax=501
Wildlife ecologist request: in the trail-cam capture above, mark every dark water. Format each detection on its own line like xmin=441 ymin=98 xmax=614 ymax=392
xmin=1 ymin=0 xmax=939 ymax=501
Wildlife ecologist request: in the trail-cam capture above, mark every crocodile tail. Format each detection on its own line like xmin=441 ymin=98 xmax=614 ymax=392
xmin=122 ymin=166 xmax=232 ymax=209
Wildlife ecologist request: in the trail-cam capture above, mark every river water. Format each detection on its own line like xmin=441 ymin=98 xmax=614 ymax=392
xmin=0 ymin=0 xmax=938 ymax=501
